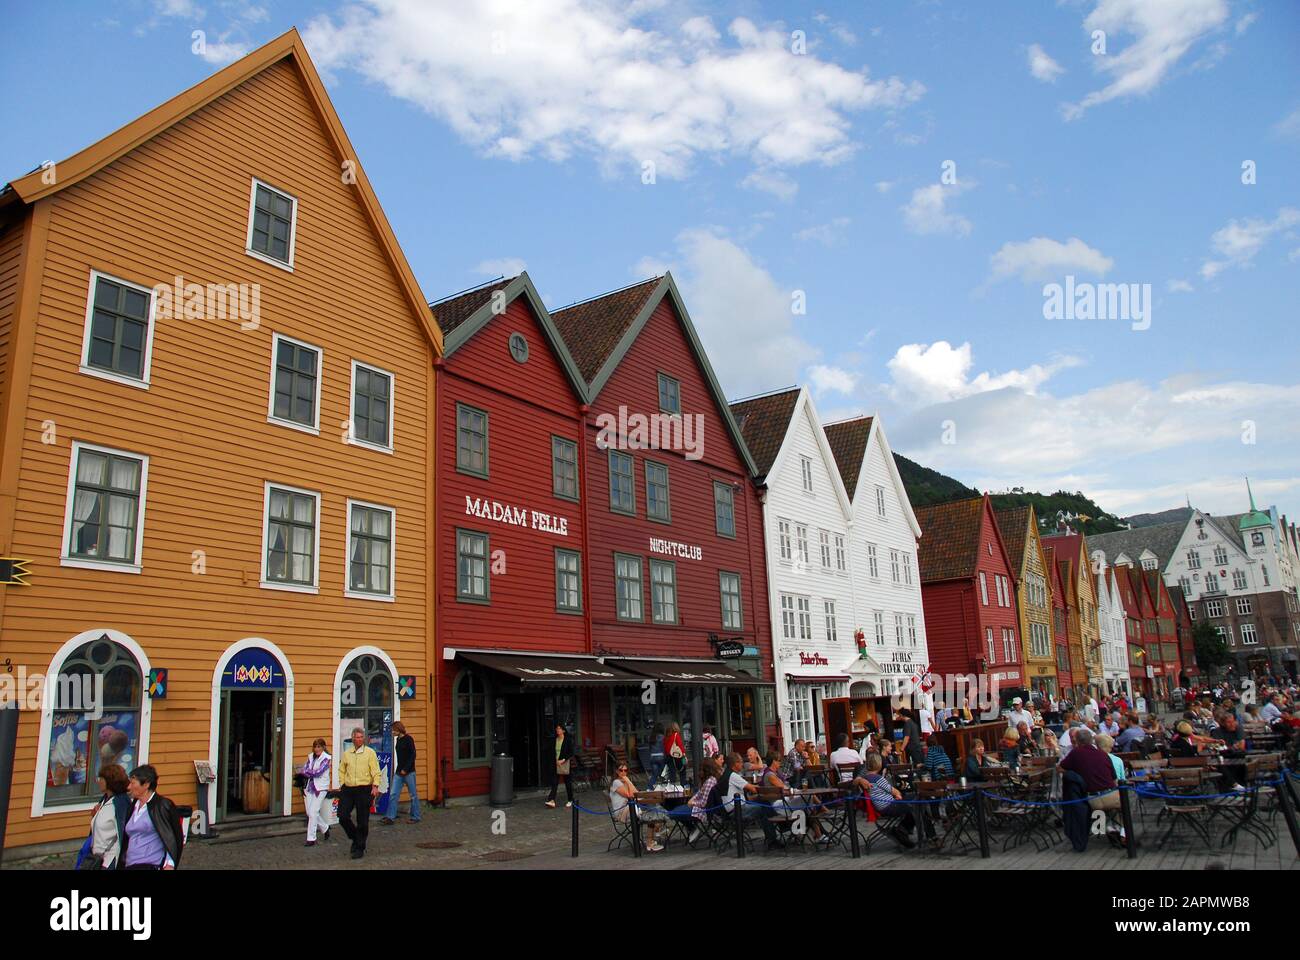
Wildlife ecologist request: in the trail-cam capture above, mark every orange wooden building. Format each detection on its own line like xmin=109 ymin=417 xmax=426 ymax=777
xmin=0 ymin=30 xmax=441 ymax=850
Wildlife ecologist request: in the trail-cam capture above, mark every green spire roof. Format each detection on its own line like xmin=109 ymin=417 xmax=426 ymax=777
xmin=1239 ymin=478 xmax=1272 ymax=531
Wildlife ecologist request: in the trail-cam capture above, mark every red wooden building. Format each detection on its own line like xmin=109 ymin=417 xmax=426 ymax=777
xmin=915 ymin=495 xmax=1024 ymax=706
xmin=551 ymin=273 xmax=776 ymax=771
xmin=430 ymin=273 xmax=601 ymax=799
xmin=1144 ymin=570 xmax=1183 ymax=700
xmin=1115 ymin=565 xmax=1153 ymax=701
xmin=1168 ymin=584 xmax=1199 ymax=688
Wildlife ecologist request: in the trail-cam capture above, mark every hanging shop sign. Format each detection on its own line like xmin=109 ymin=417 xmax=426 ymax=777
xmin=711 ymin=635 xmax=746 ymax=659
xmin=147 ymin=669 xmax=168 ymax=699
xmin=464 ymin=495 xmax=568 ymax=537
xmin=221 ymin=647 xmax=286 ymax=689
xmin=649 ymin=536 xmax=702 ymax=560
xmin=0 ymin=558 xmax=31 ymax=586
xmin=397 ymin=675 xmax=416 ymax=699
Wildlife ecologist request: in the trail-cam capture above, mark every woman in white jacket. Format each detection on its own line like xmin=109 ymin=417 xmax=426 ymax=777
xmin=302 ymin=738 xmax=333 ymax=846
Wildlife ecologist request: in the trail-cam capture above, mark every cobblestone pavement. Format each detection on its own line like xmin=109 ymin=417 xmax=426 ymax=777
xmin=8 ymin=782 xmax=1296 ymax=871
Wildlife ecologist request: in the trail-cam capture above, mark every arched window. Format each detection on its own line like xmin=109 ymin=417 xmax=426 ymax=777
xmin=850 ymin=681 xmax=876 ymax=698
xmin=454 ymin=671 xmax=488 ymax=766
xmin=339 ymin=654 xmax=393 ymax=749
xmin=46 ymin=636 xmax=142 ymax=806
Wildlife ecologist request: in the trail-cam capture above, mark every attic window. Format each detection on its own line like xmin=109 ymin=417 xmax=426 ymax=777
xmin=246 ymin=178 xmax=297 ymax=269
xmin=657 ymin=373 xmax=681 ymax=415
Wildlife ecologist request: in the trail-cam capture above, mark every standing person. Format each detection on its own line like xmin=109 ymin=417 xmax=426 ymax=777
xmin=545 ymin=723 xmax=575 ymax=809
xmin=700 ymin=725 xmax=720 ymax=759
xmin=898 ymin=708 xmax=925 ymax=765
xmin=301 ymin=738 xmax=333 ymax=846
xmin=662 ymin=722 xmax=687 ymax=785
xmin=337 ymin=727 xmax=381 ymax=860
xmin=80 ymin=764 xmax=130 ymax=870
xmin=119 ymin=765 xmax=183 ymax=870
xmin=1007 ymin=697 xmax=1033 ymax=731
xmin=383 ymin=721 xmax=420 ymax=824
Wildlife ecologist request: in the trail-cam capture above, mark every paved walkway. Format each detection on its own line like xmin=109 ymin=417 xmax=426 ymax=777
xmin=8 ymin=784 xmax=1295 ymax=871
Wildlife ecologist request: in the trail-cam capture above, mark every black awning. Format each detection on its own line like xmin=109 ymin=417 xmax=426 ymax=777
xmin=456 ymin=651 xmax=643 ymax=685
xmin=608 ymin=658 xmax=774 ymax=687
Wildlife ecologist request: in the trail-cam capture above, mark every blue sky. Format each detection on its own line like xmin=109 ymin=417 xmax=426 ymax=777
xmin=2 ymin=0 xmax=1298 ymax=519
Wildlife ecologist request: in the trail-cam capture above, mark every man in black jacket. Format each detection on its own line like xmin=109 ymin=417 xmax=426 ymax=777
xmin=119 ymin=765 xmax=185 ymax=869
xmin=382 ymin=722 xmax=420 ymax=825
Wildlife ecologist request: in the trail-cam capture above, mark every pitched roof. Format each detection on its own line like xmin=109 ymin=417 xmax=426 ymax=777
xmin=1 ymin=28 xmax=440 ymax=355
xmin=430 ymin=279 xmax=513 ymax=336
xmin=914 ymin=496 xmax=985 ymax=582
xmin=1084 ymin=522 xmax=1181 ymax=574
xmin=822 ymin=417 xmax=873 ymax=499
xmin=994 ymin=505 xmax=1032 ymax=572
xmin=728 ymin=387 xmax=800 ymax=479
xmin=550 ymin=277 xmax=660 ymax=383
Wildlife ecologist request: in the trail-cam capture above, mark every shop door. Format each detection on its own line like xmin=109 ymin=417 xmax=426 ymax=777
xmin=216 ymin=688 xmax=283 ymax=819
xmin=821 ymin=697 xmax=852 ymax=753
xmin=507 ymin=692 xmax=541 ymax=789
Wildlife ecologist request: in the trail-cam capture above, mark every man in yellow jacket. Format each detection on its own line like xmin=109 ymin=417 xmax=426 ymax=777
xmin=337 ymin=726 xmax=382 ymax=860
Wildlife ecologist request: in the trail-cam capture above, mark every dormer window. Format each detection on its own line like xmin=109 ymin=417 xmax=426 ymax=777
xmin=657 ymin=373 xmax=681 ymax=415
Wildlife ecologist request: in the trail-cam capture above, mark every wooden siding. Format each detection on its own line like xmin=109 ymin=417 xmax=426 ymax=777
xmin=0 ymin=59 xmax=434 ymax=848
xmin=0 ymin=214 xmax=27 ymax=439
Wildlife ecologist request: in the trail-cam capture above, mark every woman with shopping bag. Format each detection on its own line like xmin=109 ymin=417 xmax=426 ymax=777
xmin=545 ymin=723 xmax=575 ymax=809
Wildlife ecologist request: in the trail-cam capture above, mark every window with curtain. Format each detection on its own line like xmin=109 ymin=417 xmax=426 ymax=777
xmin=67 ymin=446 xmax=144 ymax=565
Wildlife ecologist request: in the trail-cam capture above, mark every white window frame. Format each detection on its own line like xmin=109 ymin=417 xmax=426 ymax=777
xmin=834 ymin=534 xmax=847 ymax=573
xmin=819 ymin=529 xmax=832 ymax=569
xmin=867 ymin=542 xmax=879 ymax=578
xmin=778 ymin=519 xmax=792 ymax=562
xmin=60 ymin=441 xmax=150 ymax=574
xmin=823 ymin=600 xmax=838 ymax=644
xmin=245 ymin=176 xmax=299 ymax=272
xmin=800 ymin=456 xmax=813 ymax=493
xmin=780 ymin=594 xmax=797 ymax=641
xmin=795 ymin=524 xmax=809 ymax=566
xmin=876 ymin=485 xmax=886 ymax=518
xmin=986 ymin=627 xmax=995 ymax=662
xmin=796 ymin=596 xmax=813 ymax=641
xmin=344 ymin=498 xmax=396 ymax=602
xmin=788 ymin=685 xmax=814 ymax=743
xmin=1231 ymin=569 xmax=1247 ymax=591
xmin=267 ymin=332 xmax=323 ymax=435
xmin=907 ymin=614 xmax=917 ymax=647
xmin=1236 ymin=597 xmax=1252 ymax=615
xmin=348 ymin=360 xmax=396 ymax=454
xmin=902 ymin=553 xmax=912 ymax=586
xmin=894 ymin=613 xmax=904 ymax=645
xmin=873 ymin=611 xmax=885 ymax=645
xmin=980 ymin=571 xmax=989 ymax=605
xmin=1239 ymin=623 xmax=1257 ymax=645
xmin=79 ymin=269 xmax=157 ymax=390
xmin=260 ymin=481 xmax=322 ymax=594
xmin=890 ymin=549 xmax=900 ymax=584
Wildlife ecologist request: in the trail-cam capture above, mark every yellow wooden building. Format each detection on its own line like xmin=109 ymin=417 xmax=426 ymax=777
xmin=0 ymin=30 xmax=441 ymax=850
xmin=995 ymin=506 xmax=1058 ymax=699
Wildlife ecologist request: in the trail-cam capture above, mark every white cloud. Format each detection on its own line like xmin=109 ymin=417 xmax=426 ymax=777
xmin=1166 ymin=278 xmax=1194 ymax=293
xmin=1063 ymin=0 xmax=1230 ymax=120
xmin=475 ymin=257 xmax=527 ymax=278
xmin=874 ymin=180 xmax=897 ymax=194
xmin=303 ymin=3 xmax=924 ymax=180
xmin=1199 ymin=207 xmax=1300 ymax=279
xmin=901 ymin=183 xmax=972 ymax=237
xmin=831 ymin=24 xmax=858 ymax=46
xmin=643 ymin=227 xmax=818 ymax=396
xmin=197 ymin=38 xmax=251 ymax=64
xmin=988 ymin=236 xmax=1113 ymax=283
xmin=1235 ymin=11 xmax=1258 ymax=34
xmin=793 ymin=217 xmax=850 ymax=245
xmin=886 ymin=340 xmax=1081 ymax=406
xmin=1027 ymin=43 xmax=1065 ymax=83
xmin=1273 ymin=106 xmax=1300 ymax=140
xmin=808 ymin=364 xmax=857 ymax=395
xmin=741 ymin=170 xmax=799 ymax=201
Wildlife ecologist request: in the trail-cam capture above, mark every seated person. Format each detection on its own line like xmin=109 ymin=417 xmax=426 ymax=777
xmin=666 ymin=757 xmax=719 ymax=846
xmin=829 ymin=733 xmax=862 ymax=782
xmin=610 ymin=762 xmax=667 ymax=853
xmin=998 ymin=728 xmax=1022 ymax=768
xmin=924 ymin=739 xmax=956 ymax=780
xmin=1113 ymin=713 xmax=1147 ymax=751
xmin=1217 ymin=715 xmax=1246 ymax=753
xmin=1058 ymin=728 xmax=1119 ymax=812
xmin=963 ymin=738 xmax=996 ymax=781
xmin=722 ymin=751 xmax=781 ymax=847
xmin=780 ymin=739 xmax=806 ymax=786
xmin=1166 ymin=721 xmax=1200 ymax=758
xmin=852 ymin=751 xmax=936 ymax=849
xmin=761 ymin=751 xmax=826 ymax=843
xmin=1095 ymin=733 xmax=1125 ymax=783
xmin=877 ymin=738 xmax=897 ymax=769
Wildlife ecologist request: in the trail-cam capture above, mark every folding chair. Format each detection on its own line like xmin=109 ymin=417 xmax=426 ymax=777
xmin=1155 ymin=769 xmax=1212 ymax=849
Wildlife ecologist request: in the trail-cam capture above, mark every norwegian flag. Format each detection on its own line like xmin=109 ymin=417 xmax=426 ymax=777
xmin=911 ymin=663 xmax=936 ymax=694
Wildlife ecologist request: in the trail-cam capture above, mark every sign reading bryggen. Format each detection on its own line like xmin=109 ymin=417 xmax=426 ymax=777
xmin=465 ymin=495 xmax=569 ymax=536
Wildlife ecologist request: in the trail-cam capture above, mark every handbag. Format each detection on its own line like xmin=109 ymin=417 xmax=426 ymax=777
xmin=669 ymin=740 xmax=685 ymax=760
xmin=556 ymin=758 xmax=571 ymax=776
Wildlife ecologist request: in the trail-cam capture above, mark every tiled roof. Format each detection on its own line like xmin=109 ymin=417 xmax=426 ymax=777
xmin=728 ymin=388 xmax=800 ymax=479
xmin=914 ymin=496 xmax=985 ymax=582
xmin=429 ymin=280 xmax=512 ymax=336
xmin=550 ymin=277 xmax=661 ymax=383
xmin=994 ymin=506 xmax=1031 ymax=572
xmin=822 ymin=417 xmax=872 ymax=499
xmin=1086 ymin=522 xmax=1185 ymax=571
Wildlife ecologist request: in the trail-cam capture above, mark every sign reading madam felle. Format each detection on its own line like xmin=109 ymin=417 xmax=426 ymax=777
xmin=465 ymin=496 xmax=569 ymax=536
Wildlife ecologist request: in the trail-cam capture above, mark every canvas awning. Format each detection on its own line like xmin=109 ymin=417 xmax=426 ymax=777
xmin=456 ymin=651 xmax=642 ymax=685
xmin=608 ymin=657 xmax=774 ymax=687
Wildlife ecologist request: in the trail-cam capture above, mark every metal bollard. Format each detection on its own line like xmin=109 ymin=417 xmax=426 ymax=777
xmin=571 ymin=800 xmax=579 ymax=858
xmin=630 ymin=801 xmax=643 ymax=859
xmin=847 ymin=794 xmax=861 ymax=859
xmin=1278 ymin=771 xmax=1300 ymax=861
xmin=1118 ymin=786 xmax=1138 ymax=859
xmin=973 ymin=787 xmax=991 ymax=859
xmin=733 ymin=796 xmax=746 ymax=859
